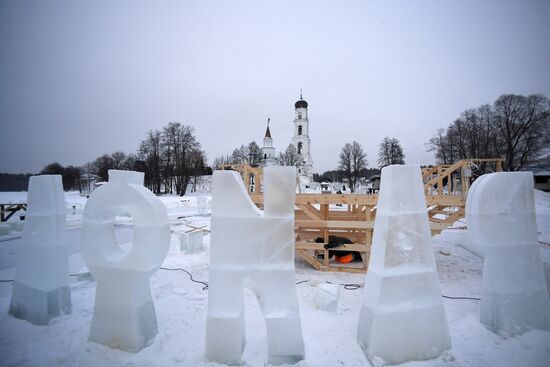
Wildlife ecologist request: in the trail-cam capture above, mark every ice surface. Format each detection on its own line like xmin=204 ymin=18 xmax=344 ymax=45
xmin=205 ymin=167 xmax=305 ymax=365
xmin=0 ymin=224 xmax=10 ymax=235
xmin=196 ymin=196 xmax=208 ymax=216
xmin=179 ymin=230 xmax=203 ymax=253
xmin=467 ymin=172 xmax=550 ymax=336
xmin=9 ymin=175 xmax=71 ymax=325
xmin=314 ymin=283 xmax=340 ymax=312
xmin=81 ymin=170 xmax=170 ymax=352
xmin=357 ymin=165 xmax=451 ymax=365
xmin=464 ymin=174 xmax=491 ymax=256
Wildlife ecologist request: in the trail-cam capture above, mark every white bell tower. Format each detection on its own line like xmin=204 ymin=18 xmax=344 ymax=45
xmin=291 ymin=91 xmax=313 ymax=182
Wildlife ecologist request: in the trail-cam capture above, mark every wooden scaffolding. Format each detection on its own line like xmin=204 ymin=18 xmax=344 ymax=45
xmin=220 ymin=159 xmax=503 ymax=273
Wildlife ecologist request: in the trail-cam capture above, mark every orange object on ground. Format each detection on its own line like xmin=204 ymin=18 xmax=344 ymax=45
xmin=335 ymin=253 xmax=353 ymax=264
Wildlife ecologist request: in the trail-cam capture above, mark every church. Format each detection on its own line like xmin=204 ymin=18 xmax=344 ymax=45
xmin=260 ymin=93 xmax=314 ymax=183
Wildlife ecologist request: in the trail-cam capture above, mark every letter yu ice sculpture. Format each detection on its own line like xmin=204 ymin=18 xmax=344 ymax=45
xmin=468 ymin=172 xmax=550 ymax=336
xmin=205 ymin=167 xmax=305 ymax=365
xmin=357 ymin=165 xmax=451 ymax=365
xmin=81 ymin=170 xmax=170 ymax=352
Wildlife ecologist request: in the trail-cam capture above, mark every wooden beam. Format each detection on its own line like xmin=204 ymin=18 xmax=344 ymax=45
xmin=297 ymin=204 xmax=322 ymax=221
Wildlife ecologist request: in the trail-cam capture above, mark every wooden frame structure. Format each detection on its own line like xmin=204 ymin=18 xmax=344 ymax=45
xmin=0 ymin=203 xmax=27 ymax=222
xmin=220 ymin=159 xmax=503 ymax=273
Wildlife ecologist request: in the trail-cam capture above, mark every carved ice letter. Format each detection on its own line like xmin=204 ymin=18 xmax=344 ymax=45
xmin=468 ymin=172 xmax=550 ymax=335
xmin=205 ymin=167 xmax=305 ymax=365
xmin=81 ymin=170 xmax=170 ymax=351
xmin=357 ymin=165 xmax=451 ymax=365
xmin=9 ymin=175 xmax=71 ymax=325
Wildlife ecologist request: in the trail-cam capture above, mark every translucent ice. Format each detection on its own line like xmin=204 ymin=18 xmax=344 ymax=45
xmin=357 ymin=165 xmax=451 ymax=365
xmin=179 ymin=230 xmax=204 ymax=253
xmin=205 ymin=167 xmax=305 ymax=365
xmin=314 ymin=283 xmax=340 ymax=312
xmin=0 ymin=223 xmax=10 ymax=235
xmin=9 ymin=175 xmax=71 ymax=325
xmin=464 ymin=174 xmax=491 ymax=256
xmin=196 ymin=196 xmax=208 ymax=216
xmin=81 ymin=170 xmax=170 ymax=352
xmin=468 ymin=172 xmax=550 ymax=336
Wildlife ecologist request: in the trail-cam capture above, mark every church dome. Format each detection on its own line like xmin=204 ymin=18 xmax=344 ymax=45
xmin=295 ymin=99 xmax=308 ymax=109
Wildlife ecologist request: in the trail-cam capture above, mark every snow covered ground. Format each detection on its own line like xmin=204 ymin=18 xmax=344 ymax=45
xmin=0 ymin=190 xmax=549 ymax=366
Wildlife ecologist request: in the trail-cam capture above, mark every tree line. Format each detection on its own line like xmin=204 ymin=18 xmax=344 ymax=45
xmin=37 ymin=122 xmax=210 ymax=195
xmin=426 ymin=94 xmax=550 ymax=171
xmin=212 ymin=142 xmax=301 ymax=168
xmin=311 ymin=137 xmax=405 ymax=193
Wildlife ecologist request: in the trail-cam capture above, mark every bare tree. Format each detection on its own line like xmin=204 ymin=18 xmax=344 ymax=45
xmin=92 ymin=154 xmax=115 ymax=182
xmin=278 ymin=144 xmax=299 ymax=166
xmin=338 ymin=141 xmax=367 ymax=193
xmin=493 ymin=94 xmax=550 ymax=170
xmin=111 ymin=151 xmax=127 ymax=170
xmin=426 ymin=94 xmax=550 ymax=171
xmin=377 ymin=137 xmax=405 ymax=168
xmin=139 ymin=130 xmax=162 ymax=194
xmin=247 ymin=141 xmax=262 ymax=166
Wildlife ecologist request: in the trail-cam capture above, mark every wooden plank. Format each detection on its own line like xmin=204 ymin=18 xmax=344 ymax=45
xmin=296 ymin=220 xmax=375 ymax=229
xmin=295 ymin=241 xmax=370 ymax=252
xmin=297 ymin=204 xmax=322 ymax=221
xmin=296 ymin=249 xmax=321 ymax=270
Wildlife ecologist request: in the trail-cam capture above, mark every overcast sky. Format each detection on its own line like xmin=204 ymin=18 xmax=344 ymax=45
xmin=1 ymin=0 xmax=549 ymax=174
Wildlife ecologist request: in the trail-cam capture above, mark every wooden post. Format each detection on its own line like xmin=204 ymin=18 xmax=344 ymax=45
xmin=437 ymin=166 xmax=443 ymax=195
xmin=322 ymin=203 xmax=329 ymax=267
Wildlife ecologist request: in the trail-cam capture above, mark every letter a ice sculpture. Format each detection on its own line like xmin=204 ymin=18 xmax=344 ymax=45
xmin=357 ymin=165 xmax=451 ymax=365
xmin=9 ymin=175 xmax=71 ymax=325
xmin=81 ymin=170 xmax=170 ymax=352
xmin=205 ymin=167 xmax=305 ymax=365
xmin=468 ymin=172 xmax=550 ymax=336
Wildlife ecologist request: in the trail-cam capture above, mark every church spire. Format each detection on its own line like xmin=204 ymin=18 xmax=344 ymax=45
xmin=300 ymin=88 xmax=303 ymax=100
xmin=264 ymin=118 xmax=272 ymax=139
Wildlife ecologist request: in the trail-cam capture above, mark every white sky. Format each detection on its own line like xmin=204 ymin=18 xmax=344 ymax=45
xmin=1 ymin=0 xmax=549 ymax=173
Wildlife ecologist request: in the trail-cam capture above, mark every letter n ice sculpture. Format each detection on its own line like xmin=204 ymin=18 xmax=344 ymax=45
xmin=357 ymin=165 xmax=451 ymax=365
xmin=205 ymin=167 xmax=305 ymax=365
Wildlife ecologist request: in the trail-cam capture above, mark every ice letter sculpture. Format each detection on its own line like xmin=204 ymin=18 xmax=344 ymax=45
xmin=464 ymin=174 xmax=491 ymax=256
xmin=9 ymin=175 xmax=71 ymax=325
xmin=468 ymin=172 xmax=550 ymax=336
xmin=205 ymin=167 xmax=305 ymax=365
xmin=357 ymin=165 xmax=451 ymax=365
xmin=81 ymin=170 xmax=170 ymax=351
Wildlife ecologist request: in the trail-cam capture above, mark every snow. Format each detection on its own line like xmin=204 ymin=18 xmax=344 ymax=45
xmin=0 ymin=186 xmax=549 ymax=366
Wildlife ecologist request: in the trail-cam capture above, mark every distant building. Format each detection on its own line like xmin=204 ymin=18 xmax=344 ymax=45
xmin=523 ymin=164 xmax=550 ymax=192
xmin=291 ymin=92 xmax=314 ymax=183
xmin=258 ymin=92 xmax=314 ymax=182
xmin=261 ymin=119 xmax=277 ymax=167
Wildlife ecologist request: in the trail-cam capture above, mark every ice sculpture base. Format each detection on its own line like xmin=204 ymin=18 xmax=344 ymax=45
xmin=481 ymin=246 xmax=550 ymax=336
xmin=9 ymin=283 xmax=71 ymax=325
xmin=206 ymin=268 xmax=304 ymax=365
xmin=358 ymin=269 xmax=450 ymax=365
xmin=358 ymin=303 xmax=449 ymax=365
xmin=10 ymin=240 xmax=71 ymax=325
xmin=88 ymin=270 xmax=158 ymax=352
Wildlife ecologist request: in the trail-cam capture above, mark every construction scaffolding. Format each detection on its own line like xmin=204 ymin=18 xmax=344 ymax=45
xmin=220 ymin=159 xmax=504 ymax=273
